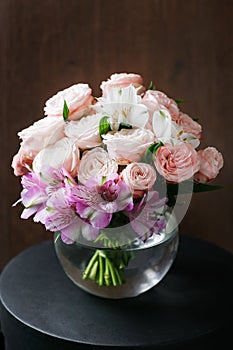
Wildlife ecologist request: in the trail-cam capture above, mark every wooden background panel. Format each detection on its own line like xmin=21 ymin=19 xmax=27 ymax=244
xmin=0 ymin=0 xmax=232 ymax=270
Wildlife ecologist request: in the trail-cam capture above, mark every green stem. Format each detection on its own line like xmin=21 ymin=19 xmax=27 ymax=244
xmin=113 ymin=265 xmax=123 ymax=285
xmin=89 ymin=260 xmax=99 ymax=280
xmin=82 ymin=250 xmax=99 ymax=280
xmin=98 ymin=254 xmax=104 ymax=286
xmin=104 ymin=258 xmax=111 ymax=286
xmin=82 ymin=248 xmax=135 ymax=287
xmin=107 ymin=258 xmax=118 ymax=286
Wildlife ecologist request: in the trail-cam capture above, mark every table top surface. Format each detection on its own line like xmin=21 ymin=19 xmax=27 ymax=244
xmin=0 ymin=235 xmax=233 ymax=348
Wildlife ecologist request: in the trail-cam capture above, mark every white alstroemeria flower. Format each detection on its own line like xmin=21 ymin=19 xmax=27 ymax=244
xmin=170 ymin=122 xmax=200 ymax=148
xmin=169 ymin=121 xmax=200 ymax=148
xmin=152 ymin=109 xmax=200 ymax=148
xmin=152 ymin=109 xmax=172 ymax=143
xmin=176 ymin=132 xmax=200 ymax=149
xmin=94 ymin=85 xmax=149 ymax=131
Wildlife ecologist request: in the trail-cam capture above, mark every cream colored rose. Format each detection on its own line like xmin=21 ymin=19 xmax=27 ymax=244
xmin=78 ymin=147 xmax=118 ymax=184
xmin=44 ymin=83 xmax=93 ymax=121
xmin=102 ymin=128 xmax=155 ymax=162
xmin=194 ymin=147 xmax=224 ymax=183
xmin=18 ymin=116 xmax=65 ymax=153
xmin=12 ymin=117 xmax=65 ymax=176
xmin=64 ymin=113 xmax=102 ymax=150
xmin=121 ymin=163 xmax=157 ymax=198
xmin=33 ymin=137 xmax=80 ymax=178
xmin=100 ymin=73 xmax=145 ymax=97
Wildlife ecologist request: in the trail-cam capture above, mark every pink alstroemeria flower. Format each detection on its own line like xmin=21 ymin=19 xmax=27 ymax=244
xmin=15 ymin=167 xmax=76 ymax=220
xmin=125 ymin=191 xmax=167 ymax=240
xmin=43 ymin=187 xmax=99 ymax=243
xmin=44 ymin=166 xmax=77 ymax=195
xmin=14 ymin=172 xmax=48 ymax=220
xmin=31 ymin=167 xmax=98 ymax=243
xmin=67 ymin=174 xmax=134 ymax=234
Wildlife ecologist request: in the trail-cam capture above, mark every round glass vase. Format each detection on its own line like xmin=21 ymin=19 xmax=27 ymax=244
xmin=54 ymin=215 xmax=179 ymax=299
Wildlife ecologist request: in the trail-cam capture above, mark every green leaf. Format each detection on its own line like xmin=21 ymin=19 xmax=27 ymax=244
xmin=118 ymin=122 xmax=132 ymax=131
xmin=193 ymin=183 xmax=224 ymax=193
xmin=99 ymin=116 xmax=111 ymax=139
xmin=63 ymin=100 xmax=69 ymax=121
xmin=166 ymin=182 xmax=192 ymax=197
xmin=166 ymin=181 xmax=223 ymax=207
xmin=148 ymin=81 xmax=155 ymax=90
xmin=148 ymin=141 xmax=164 ymax=155
xmin=193 ymin=117 xmax=199 ymax=122
xmin=175 ymin=99 xmax=185 ymax=104
xmin=166 ymin=181 xmax=223 ymax=197
xmin=143 ymin=142 xmax=163 ymax=165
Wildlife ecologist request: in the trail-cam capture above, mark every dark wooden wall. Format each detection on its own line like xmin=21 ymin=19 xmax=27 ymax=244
xmin=1 ymin=0 xmax=232 ymax=270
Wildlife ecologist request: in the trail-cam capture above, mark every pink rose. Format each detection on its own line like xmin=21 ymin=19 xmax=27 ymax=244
xmin=142 ymin=90 xmax=179 ymax=128
xmin=44 ymin=83 xmax=93 ymax=121
xmin=154 ymin=143 xmax=200 ymax=183
xmin=11 ymin=117 xmax=65 ymax=176
xmin=78 ymin=147 xmax=118 ymax=185
xmin=175 ymin=112 xmax=202 ymax=139
xmin=121 ymin=162 xmax=157 ymax=198
xmin=12 ymin=148 xmax=37 ymax=176
xmin=32 ymin=137 xmax=80 ymax=179
xmin=100 ymin=73 xmax=145 ymax=97
xmin=194 ymin=147 xmax=224 ymax=183
xmin=102 ymin=128 xmax=155 ymax=163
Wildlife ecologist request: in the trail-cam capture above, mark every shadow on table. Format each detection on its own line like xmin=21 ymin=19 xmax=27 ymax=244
xmin=0 ymin=331 xmax=5 ymax=350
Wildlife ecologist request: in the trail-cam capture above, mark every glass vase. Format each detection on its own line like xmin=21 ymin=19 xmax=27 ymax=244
xmin=54 ymin=214 xmax=178 ymax=299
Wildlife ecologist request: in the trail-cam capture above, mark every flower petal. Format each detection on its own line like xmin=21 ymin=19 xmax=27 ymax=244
xmin=81 ymin=222 xmax=99 ymax=241
xmin=152 ymin=109 xmax=172 ymax=141
xmin=21 ymin=206 xmax=39 ymax=219
xmin=89 ymin=210 xmax=112 ymax=228
xmin=61 ymin=217 xmax=82 ymax=243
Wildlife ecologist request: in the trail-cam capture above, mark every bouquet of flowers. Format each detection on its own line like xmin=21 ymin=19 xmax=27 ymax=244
xmin=12 ymin=72 xmax=224 ymax=288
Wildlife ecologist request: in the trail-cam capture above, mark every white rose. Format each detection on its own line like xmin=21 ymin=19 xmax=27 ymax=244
xmin=78 ymin=147 xmax=118 ymax=184
xmin=12 ymin=117 xmax=66 ymax=176
xmin=33 ymin=137 xmax=80 ymax=178
xmin=121 ymin=162 xmax=157 ymax=198
xmin=64 ymin=113 xmax=102 ymax=150
xmin=44 ymin=83 xmax=93 ymax=121
xmin=102 ymin=128 xmax=155 ymax=162
xmin=18 ymin=116 xmax=65 ymax=153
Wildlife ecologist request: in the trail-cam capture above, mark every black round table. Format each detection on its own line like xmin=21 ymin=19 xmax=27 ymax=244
xmin=0 ymin=235 xmax=233 ymax=350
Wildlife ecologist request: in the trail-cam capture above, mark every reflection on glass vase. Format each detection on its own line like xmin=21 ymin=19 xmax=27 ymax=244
xmin=54 ymin=214 xmax=179 ymax=299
